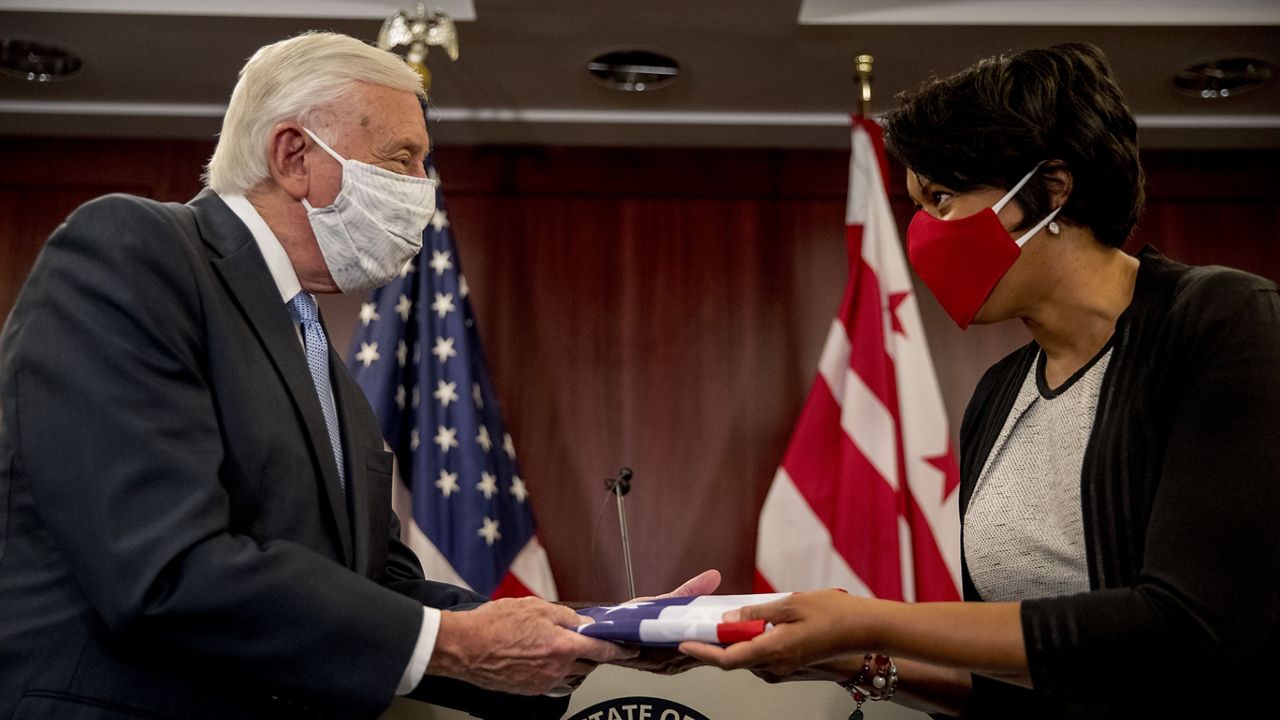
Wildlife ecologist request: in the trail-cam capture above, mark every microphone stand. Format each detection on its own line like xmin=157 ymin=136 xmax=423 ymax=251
xmin=603 ymin=467 xmax=636 ymax=599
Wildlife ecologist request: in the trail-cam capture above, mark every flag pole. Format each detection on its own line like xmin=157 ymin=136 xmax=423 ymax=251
xmin=854 ymin=53 xmax=874 ymax=118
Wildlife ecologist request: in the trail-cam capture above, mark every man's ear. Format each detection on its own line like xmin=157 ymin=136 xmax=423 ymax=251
xmin=265 ymin=122 xmax=310 ymax=200
xmin=1041 ymin=160 xmax=1073 ymax=210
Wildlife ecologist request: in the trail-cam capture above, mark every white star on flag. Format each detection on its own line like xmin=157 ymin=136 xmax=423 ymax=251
xmin=477 ymin=517 xmax=502 ymax=546
xmin=459 ymin=274 xmax=469 ymax=299
xmin=355 ymin=341 xmax=380 ymax=368
xmin=434 ymin=380 xmax=459 ymax=407
xmin=395 ymin=385 xmax=407 ymax=410
xmin=477 ymin=471 xmax=498 ymax=500
xmin=510 ymin=476 xmax=528 ymax=503
xmin=435 ymin=469 xmax=460 ymax=497
xmin=476 ymin=425 xmax=492 ymax=452
xmin=431 ymin=292 xmax=456 ymax=319
xmin=432 ymin=337 xmax=456 ymax=363
xmin=430 ymin=208 xmax=449 ymax=232
xmin=358 ymin=302 xmax=380 ymax=326
xmin=395 ymin=294 xmax=413 ymax=322
xmin=412 ymin=386 xmax=421 ymax=409
xmin=433 ymin=425 xmax=459 ymax=453
xmin=503 ymin=433 xmax=516 ymax=460
xmin=396 ymin=340 xmax=408 ymax=368
xmin=429 ymin=250 xmax=453 ymax=276
xmin=410 ymin=428 xmax=420 ymax=451
xmin=399 ymin=258 xmax=414 ymax=278
xmin=473 ymin=382 xmax=483 ymax=408
xmin=603 ymin=601 xmax=653 ymax=614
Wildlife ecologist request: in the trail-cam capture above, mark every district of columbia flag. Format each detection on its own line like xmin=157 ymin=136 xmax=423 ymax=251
xmin=348 ymin=159 xmax=557 ymax=601
xmin=754 ymin=115 xmax=961 ymax=602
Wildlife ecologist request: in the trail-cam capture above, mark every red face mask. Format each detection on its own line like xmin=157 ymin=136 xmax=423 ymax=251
xmin=906 ymin=164 xmax=1061 ymax=329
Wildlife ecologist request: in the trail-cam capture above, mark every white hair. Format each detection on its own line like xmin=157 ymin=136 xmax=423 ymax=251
xmin=204 ymin=31 xmax=424 ymax=195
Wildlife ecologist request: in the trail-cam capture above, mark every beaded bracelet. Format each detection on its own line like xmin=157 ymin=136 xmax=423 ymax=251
xmin=841 ymin=653 xmax=899 ymax=720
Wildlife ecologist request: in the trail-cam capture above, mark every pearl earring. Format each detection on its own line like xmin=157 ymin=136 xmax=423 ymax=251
xmin=1048 ymin=221 xmax=1061 ymax=235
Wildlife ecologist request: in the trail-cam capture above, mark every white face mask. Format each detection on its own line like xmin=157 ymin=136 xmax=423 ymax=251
xmin=301 ymin=127 xmax=437 ymax=293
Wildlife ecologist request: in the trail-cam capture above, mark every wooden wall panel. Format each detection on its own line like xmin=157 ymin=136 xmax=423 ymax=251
xmin=0 ymin=138 xmax=213 ymax=322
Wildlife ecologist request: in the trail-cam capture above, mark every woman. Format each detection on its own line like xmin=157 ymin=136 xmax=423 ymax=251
xmin=681 ymin=44 xmax=1280 ymax=718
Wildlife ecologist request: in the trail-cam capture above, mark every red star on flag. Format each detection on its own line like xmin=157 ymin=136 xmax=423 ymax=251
xmin=926 ymin=439 xmax=962 ymax=502
xmin=888 ymin=291 xmax=910 ymax=336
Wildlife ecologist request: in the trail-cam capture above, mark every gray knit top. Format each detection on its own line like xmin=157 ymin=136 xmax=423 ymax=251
xmin=964 ymin=346 xmax=1113 ymax=602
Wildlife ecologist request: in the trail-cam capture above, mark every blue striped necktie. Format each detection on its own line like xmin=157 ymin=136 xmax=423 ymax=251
xmin=287 ymin=292 xmax=346 ymax=491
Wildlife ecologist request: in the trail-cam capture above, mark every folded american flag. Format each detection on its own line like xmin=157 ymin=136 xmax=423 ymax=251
xmin=575 ymin=593 xmax=787 ymax=646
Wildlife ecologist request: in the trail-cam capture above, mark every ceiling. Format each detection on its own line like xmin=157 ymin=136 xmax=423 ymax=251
xmin=1 ymin=0 xmax=1278 ymax=149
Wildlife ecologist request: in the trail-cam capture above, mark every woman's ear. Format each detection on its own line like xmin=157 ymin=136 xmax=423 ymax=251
xmin=1041 ymin=160 xmax=1073 ymax=210
xmin=265 ymin=122 xmax=311 ymax=200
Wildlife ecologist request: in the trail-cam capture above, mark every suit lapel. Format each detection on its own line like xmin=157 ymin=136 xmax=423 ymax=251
xmin=189 ymin=190 xmax=355 ymax=566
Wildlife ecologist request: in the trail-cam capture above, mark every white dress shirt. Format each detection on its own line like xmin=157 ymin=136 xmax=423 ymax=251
xmin=220 ymin=193 xmax=439 ymax=695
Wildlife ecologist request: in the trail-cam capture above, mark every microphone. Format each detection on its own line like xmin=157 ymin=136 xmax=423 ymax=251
xmin=606 ymin=466 xmax=633 ymax=496
xmin=603 ymin=467 xmax=637 ymax=599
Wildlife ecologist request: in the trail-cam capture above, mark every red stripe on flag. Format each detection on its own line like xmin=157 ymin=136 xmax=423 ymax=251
xmin=902 ymin=486 xmax=962 ymax=601
xmin=782 ymin=377 xmax=904 ymax=600
xmin=716 ymin=620 xmax=769 ymax=645
xmin=840 ymin=225 xmax=898 ymax=417
xmin=752 ymin=568 xmax=776 ymax=593
xmin=490 ymin=570 xmax=535 ymax=599
xmin=853 ymin=115 xmax=892 ymax=193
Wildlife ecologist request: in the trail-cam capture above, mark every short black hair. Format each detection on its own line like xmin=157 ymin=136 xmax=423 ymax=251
xmin=882 ymin=43 xmax=1144 ymax=247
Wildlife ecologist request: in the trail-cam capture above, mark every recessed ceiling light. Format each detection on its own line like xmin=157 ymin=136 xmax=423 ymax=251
xmin=0 ymin=37 xmax=82 ymax=82
xmin=1173 ymin=56 xmax=1275 ymax=99
xmin=587 ymin=49 xmax=679 ymax=92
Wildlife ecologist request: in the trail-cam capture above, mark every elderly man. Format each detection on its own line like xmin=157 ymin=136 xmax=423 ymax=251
xmin=0 ymin=31 xmax=713 ymax=719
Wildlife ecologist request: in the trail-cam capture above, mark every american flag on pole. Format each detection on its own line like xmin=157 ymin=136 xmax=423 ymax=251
xmin=754 ymin=116 xmax=961 ymax=602
xmin=348 ymin=159 xmax=557 ymax=600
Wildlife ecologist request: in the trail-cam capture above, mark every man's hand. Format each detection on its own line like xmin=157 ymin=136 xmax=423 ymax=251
xmin=428 ymin=597 xmax=636 ymax=695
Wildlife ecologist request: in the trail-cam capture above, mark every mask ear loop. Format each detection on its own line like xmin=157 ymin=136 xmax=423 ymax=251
xmin=299 ymin=127 xmax=347 ymax=214
xmin=1013 ymin=206 xmax=1063 ymax=247
xmin=992 ymin=161 xmax=1046 ymax=214
xmin=993 ymin=161 xmax=1063 ymax=247
xmin=301 ymin=127 xmax=347 ymax=164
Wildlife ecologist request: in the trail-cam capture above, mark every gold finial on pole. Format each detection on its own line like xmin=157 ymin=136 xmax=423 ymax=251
xmin=378 ymin=3 xmax=459 ymax=94
xmin=854 ymin=53 xmax=874 ymax=118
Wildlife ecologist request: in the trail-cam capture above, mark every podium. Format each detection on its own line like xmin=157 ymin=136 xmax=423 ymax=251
xmin=383 ymin=665 xmax=930 ymax=720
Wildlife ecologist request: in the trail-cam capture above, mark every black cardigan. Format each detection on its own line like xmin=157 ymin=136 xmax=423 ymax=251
xmin=954 ymin=247 xmax=1280 ymax=719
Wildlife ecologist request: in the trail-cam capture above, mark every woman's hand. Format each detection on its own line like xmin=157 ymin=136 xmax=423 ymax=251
xmin=677 ymin=589 xmax=876 ymax=676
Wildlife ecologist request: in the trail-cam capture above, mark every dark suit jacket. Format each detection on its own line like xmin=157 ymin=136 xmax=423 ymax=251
xmin=0 ymin=191 xmax=566 ymax=719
